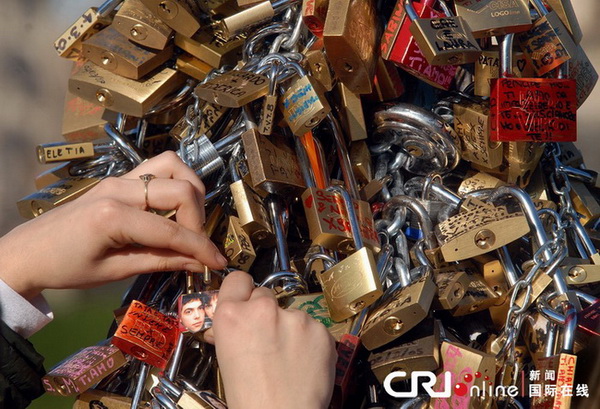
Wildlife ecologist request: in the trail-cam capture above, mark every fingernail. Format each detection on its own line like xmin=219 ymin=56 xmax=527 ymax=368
xmin=215 ymin=251 xmax=228 ymax=267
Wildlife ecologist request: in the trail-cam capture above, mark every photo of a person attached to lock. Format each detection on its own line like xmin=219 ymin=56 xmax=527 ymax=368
xmin=178 ymin=291 xmax=219 ymax=333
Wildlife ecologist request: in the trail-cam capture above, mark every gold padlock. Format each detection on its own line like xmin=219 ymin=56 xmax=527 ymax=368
xmin=36 ymin=142 xmax=96 ymax=164
xmin=194 ymin=70 xmax=270 ymax=107
xmin=112 ymin=0 xmax=173 ymax=50
xmin=140 ymin=0 xmax=202 ymax=38
xmin=457 ymin=171 xmax=506 ymax=196
xmin=176 ymin=54 xmax=213 ymax=81
xmin=223 ymin=215 xmax=256 ymax=271
xmin=434 ymin=263 xmax=473 ymax=310
xmin=73 ymin=389 xmax=134 ymax=409
xmin=175 ymin=28 xmax=246 ymax=69
xmin=82 ymin=25 xmax=173 ymax=80
xmin=304 ymin=47 xmax=335 ymax=92
xmin=334 ymin=83 xmax=367 ymax=141
xmin=475 ymin=45 xmax=535 ymax=97
xmin=62 ymin=91 xmax=119 ymax=142
xmin=69 ymin=62 xmax=186 ymax=117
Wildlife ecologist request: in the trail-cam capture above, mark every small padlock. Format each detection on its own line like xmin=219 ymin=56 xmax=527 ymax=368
xmin=82 ymin=25 xmax=174 ymax=80
xmin=112 ymin=0 xmax=173 ymax=50
xmin=516 ymin=0 xmax=578 ymax=76
xmin=303 ymin=46 xmax=335 ymax=92
xmin=257 ymin=64 xmax=280 ymax=136
xmin=404 ymin=0 xmax=482 ymax=65
xmin=53 ymin=0 xmax=120 ymax=60
xmin=317 ymin=186 xmax=383 ymax=322
xmin=457 ymin=171 xmax=506 ymax=196
xmin=323 ymin=0 xmax=378 ymax=94
xmin=69 ymin=62 xmax=186 ymax=117
xmin=112 ymin=300 xmax=179 ymax=369
xmin=140 ymin=0 xmax=202 ymax=38
xmin=381 ymin=0 xmax=457 ymax=90
xmin=434 ymin=262 xmax=474 ymax=310
xmin=218 ymin=0 xmax=276 ymax=39
xmin=490 ymin=34 xmax=577 ymax=143
xmin=42 ymin=345 xmax=126 ymax=396
xmin=175 ymin=28 xmax=246 ymax=69
xmin=223 ymin=215 xmax=257 ymax=271
xmin=454 ymin=0 xmax=532 ymax=38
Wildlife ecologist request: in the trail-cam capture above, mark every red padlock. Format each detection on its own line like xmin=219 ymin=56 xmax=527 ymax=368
xmin=490 ymin=34 xmax=577 ymax=143
xmin=380 ymin=0 xmax=456 ymax=90
xmin=112 ymin=300 xmax=179 ymax=369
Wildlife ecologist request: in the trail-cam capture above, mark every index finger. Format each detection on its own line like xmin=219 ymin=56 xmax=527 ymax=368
xmin=218 ymin=271 xmax=255 ymax=303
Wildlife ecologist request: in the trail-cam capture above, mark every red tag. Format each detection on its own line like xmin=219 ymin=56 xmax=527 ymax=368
xmin=332 ymin=334 xmax=361 ymax=408
xmin=490 ymin=77 xmax=577 ymax=142
xmin=112 ymin=300 xmax=179 ymax=369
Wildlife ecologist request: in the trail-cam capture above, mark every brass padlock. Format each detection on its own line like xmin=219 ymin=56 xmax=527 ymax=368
xmin=280 ymin=63 xmax=331 ymax=136
xmin=176 ymin=53 xmax=213 ymax=81
xmin=112 ymin=0 xmax=173 ymax=50
xmin=350 ymin=141 xmax=373 ymax=185
xmin=175 ymin=28 xmax=245 ymax=69
xmin=474 ymin=45 xmax=535 ymax=97
xmin=17 ymin=177 xmax=101 ymax=219
xmin=69 ymin=62 xmax=186 ymax=117
xmin=73 ymin=389 xmax=133 ymax=409
xmin=241 ymin=128 xmax=306 ymax=195
xmin=323 ymin=0 xmax=378 ymax=94
xmin=454 ymin=0 xmax=532 ymax=38
xmin=62 ymin=91 xmax=119 ymax=142
xmin=453 ymin=99 xmax=503 ymax=169
xmin=42 ymin=345 xmax=126 ymax=396
xmin=434 ymin=262 xmax=473 ymax=310
xmin=53 ymin=0 xmax=120 ymax=60
xmin=569 ymin=180 xmax=600 ymax=225
xmin=450 ymin=271 xmax=501 ymax=316
xmin=170 ymin=102 xmax=230 ymax=141
xmin=317 ymin=186 xmax=383 ymax=322
xmin=140 ymin=0 xmax=202 ymax=38
xmin=223 ymin=215 xmax=256 ymax=271
xmin=304 ymin=47 xmax=335 ymax=92
xmin=405 ymin=0 xmax=482 ymax=65
xmin=194 ymin=69 xmax=270 ymax=107
xmin=334 ymin=83 xmax=367 ymax=141
xmin=457 ymin=171 xmax=506 ymax=196
xmin=82 ymin=25 xmax=173 ymax=80
xmin=302 ymin=0 xmax=329 ymax=37
xmin=218 ymin=0 xmax=276 ymax=39
xmin=35 ymin=162 xmax=73 ymax=190
xmin=435 ymin=199 xmax=530 ymax=262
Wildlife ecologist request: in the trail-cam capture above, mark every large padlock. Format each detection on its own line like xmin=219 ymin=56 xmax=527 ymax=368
xmin=381 ymin=0 xmax=457 ymax=90
xmin=112 ymin=0 xmax=173 ymax=50
xmin=404 ymin=0 xmax=482 ymax=65
xmin=490 ymin=34 xmax=577 ymax=143
xmin=454 ymin=0 xmax=532 ymax=38
xmin=516 ymin=0 xmax=578 ymax=76
xmin=317 ymin=186 xmax=383 ymax=322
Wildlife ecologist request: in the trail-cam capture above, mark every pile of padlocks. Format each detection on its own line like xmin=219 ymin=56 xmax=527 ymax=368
xmin=23 ymin=0 xmax=600 ymax=407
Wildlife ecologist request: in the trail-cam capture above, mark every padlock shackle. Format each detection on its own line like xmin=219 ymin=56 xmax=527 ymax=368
xmin=98 ymin=0 xmax=122 ymax=18
xmin=152 ymin=386 xmax=178 ymax=409
xmin=328 ymin=113 xmax=361 ymax=200
xmin=382 ymin=196 xmax=437 ymax=251
xmin=327 ymin=185 xmax=364 ymax=248
xmin=266 ymin=195 xmax=292 ymax=272
xmin=105 ymin=123 xmax=145 ymax=166
xmin=403 ymin=0 xmax=420 ymax=21
xmin=131 ymin=362 xmax=150 ymax=409
xmin=500 ymin=34 xmax=515 ymax=78
xmin=158 ymin=376 xmax=183 ymax=399
xmin=165 ymin=332 xmax=186 ymax=382
xmin=437 ymin=0 xmax=454 ymax=18
xmin=304 ymin=253 xmax=337 ymax=282
xmin=530 ymin=0 xmax=549 ymax=17
xmin=561 ymin=301 xmax=577 ymax=353
xmin=294 ymin=136 xmax=317 ymax=188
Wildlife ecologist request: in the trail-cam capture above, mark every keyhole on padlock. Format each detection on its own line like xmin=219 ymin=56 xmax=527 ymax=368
xmin=568 ymin=266 xmax=586 ymax=283
xmin=453 ymin=285 xmax=464 ymax=300
xmin=351 ymin=300 xmax=365 ymax=312
xmin=158 ymin=1 xmax=178 ymax=19
xmin=474 ymin=229 xmax=496 ymax=249
xmin=383 ymin=316 xmax=404 ymax=335
xmin=344 ymin=62 xmax=353 ymax=73
xmin=130 ymin=24 xmax=148 ymax=40
xmin=101 ymin=56 xmax=112 ymax=66
xmin=313 ymin=62 xmax=323 ymax=73
xmin=95 ymin=89 xmax=114 ymax=107
xmin=405 ymin=145 xmax=424 ymax=157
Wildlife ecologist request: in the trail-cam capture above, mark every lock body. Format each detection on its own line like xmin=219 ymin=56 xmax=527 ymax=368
xmin=280 ymin=75 xmax=331 ymax=135
xmin=224 ymin=215 xmax=256 ymax=271
xmin=454 ymin=0 xmax=532 ymax=38
xmin=194 ymin=70 xmax=270 ymax=107
xmin=475 ymin=46 xmax=535 ymax=97
xmin=113 ymin=0 xmax=173 ymax=50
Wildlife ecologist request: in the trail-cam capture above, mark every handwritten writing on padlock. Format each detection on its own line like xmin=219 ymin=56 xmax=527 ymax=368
xmin=112 ymin=300 xmax=179 ymax=369
xmin=489 ymin=78 xmax=577 ymax=142
xmin=42 ymin=345 xmax=126 ymax=396
xmin=303 ymin=188 xmax=379 ymax=253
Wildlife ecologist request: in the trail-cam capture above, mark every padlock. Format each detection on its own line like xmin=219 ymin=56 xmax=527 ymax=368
xmin=82 ymin=25 xmax=173 ymax=80
xmin=73 ymin=389 xmax=133 ymax=409
xmin=69 ymin=62 xmax=186 ymax=117
xmin=170 ymin=102 xmax=230 ymax=142
xmin=490 ymin=34 xmax=577 ymax=143
xmin=368 ymin=321 xmax=440 ymax=383
xmin=140 ymin=0 xmax=202 ymax=38
xmin=545 ymin=0 xmax=582 ymax=43
xmin=474 ymin=43 xmax=535 ymax=97
xmin=457 ymin=171 xmax=506 ymax=196
xmin=577 ymin=298 xmax=600 ymax=336
xmin=450 ymin=269 xmax=501 ymax=316
xmin=34 ymin=162 xmax=73 ymax=190
xmin=62 ymin=91 xmax=119 ymax=142
xmin=569 ymin=180 xmax=600 ymax=226
xmin=322 ymin=0 xmax=378 ymax=94
xmin=257 ymin=64 xmax=280 ymax=136
xmin=42 ymin=345 xmax=126 ymax=396
xmin=531 ymin=301 xmax=578 ymax=409
xmin=317 ymin=186 xmax=382 ymax=322
xmin=279 ymin=62 xmax=331 ymax=136
xmin=194 ymin=69 xmax=270 ymax=108
xmin=428 ymin=341 xmax=496 ymax=409
xmin=112 ymin=300 xmax=179 ymax=369
xmin=112 ymin=0 xmax=173 ymax=50
xmin=223 ymin=215 xmax=256 ymax=271
xmin=302 ymin=0 xmax=329 ymax=37
xmin=523 ymin=311 xmax=557 ymax=368
xmin=434 ymin=262 xmax=474 ymax=310
xmin=434 ymin=195 xmax=530 ymax=262
xmin=453 ymin=98 xmax=504 ymax=169
xmin=241 ymin=128 xmax=306 ymax=195
xmin=404 ymin=0 xmax=482 ymax=65
xmin=516 ymin=0 xmax=578 ymax=76
xmin=218 ymin=0 xmax=280 ymax=39
xmin=334 ymin=83 xmax=367 ymax=141
xmin=368 ymin=57 xmax=405 ymax=102
xmin=304 ymin=47 xmax=335 ymax=92
xmin=350 ymin=141 xmax=373 ymax=186
xmin=17 ymin=176 xmax=102 ymax=219
xmin=381 ymin=0 xmax=457 ymax=90
xmin=176 ymin=54 xmax=213 ymax=81
xmin=454 ymin=0 xmax=532 ymax=38
xmin=53 ymin=0 xmax=120 ymax=60
xmin=36 ymin=141 xmax=96 ymax=164
xmin=175 ymin=28 xmax=246 ymax=69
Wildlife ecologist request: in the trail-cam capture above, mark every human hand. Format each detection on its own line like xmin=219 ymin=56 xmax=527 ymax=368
xmin=206 ymin=271 xmax=336 ymax=409
xmin=0 ymin=151 xmax=227 ymax=300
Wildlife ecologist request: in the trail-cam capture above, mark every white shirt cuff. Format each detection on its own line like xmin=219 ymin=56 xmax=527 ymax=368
xmin=0 ymin=278 xmax=53 ymax=338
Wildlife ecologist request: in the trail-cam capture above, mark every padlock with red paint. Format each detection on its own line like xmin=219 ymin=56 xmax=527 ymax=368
xmin=490 ymin=34 xmax=577 ymax=143
xmin=380 ymin=0 xmax=457 ymax=90
xmin=112 ymin=300 xmax=179 ymax=369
